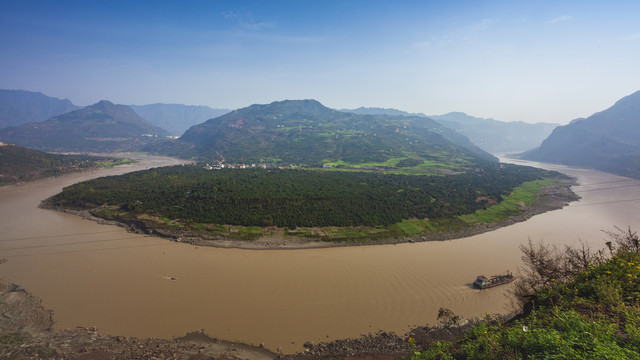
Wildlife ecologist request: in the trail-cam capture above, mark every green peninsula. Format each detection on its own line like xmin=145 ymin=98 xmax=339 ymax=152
xmin=43 ymin=163 xmax=575 ymax=246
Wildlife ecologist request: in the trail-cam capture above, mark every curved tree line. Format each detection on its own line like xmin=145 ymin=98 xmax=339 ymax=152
xmin=46 ymin=164 xmax=560 ymax=228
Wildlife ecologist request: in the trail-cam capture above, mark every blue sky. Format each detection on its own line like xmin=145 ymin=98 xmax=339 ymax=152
xmin=1 ymin=0 xmax=639 ymax=124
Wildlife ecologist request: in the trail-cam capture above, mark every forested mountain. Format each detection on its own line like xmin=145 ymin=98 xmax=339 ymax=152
xmin=521 ymin=90 xmax=640 ymax=178
xmin=0 ymin=100 xmax=170 ymax=152
xmin=428 ymin=112 xmax=558 ymax=154
xmin=0 ymin=143 xmax=124 ymax=185
xmin=0 ymin=89 xmax=79 ymax=129
xmin=179 ymin=99 xmax=495 ymax=169
xmin=343 ymin=107 xmax=558 ymax=154
xmin=130 ymin=103 xmax=230 ymax=136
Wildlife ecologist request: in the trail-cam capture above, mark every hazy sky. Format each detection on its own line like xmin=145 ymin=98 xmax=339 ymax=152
xmin=1 ymin=0 xmax=639 ymax=124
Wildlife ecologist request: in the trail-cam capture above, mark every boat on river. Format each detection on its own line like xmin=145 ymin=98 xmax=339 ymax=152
xmin=473 ymin=271 xmax=515 ymax=289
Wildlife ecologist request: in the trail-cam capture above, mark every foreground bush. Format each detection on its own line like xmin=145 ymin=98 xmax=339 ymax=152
xmin=410 ymin=227 xmax=640 ymax=359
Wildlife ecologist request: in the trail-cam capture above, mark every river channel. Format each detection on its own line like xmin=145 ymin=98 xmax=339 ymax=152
xmin=1 ymin=155 xmax=640 ymax=353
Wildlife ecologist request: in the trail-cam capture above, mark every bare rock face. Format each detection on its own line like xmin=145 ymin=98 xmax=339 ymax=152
xmin=0 ymin=279 xmax=54 ymax=334
xmin=0 ymin=278 xmax=276 ymax=360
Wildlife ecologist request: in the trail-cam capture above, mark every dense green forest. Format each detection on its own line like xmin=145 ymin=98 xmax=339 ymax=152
xmin=46 ymin=163 xmax=560 ymax=230
xmin=0 ymin=144 xmax=132 ymax=185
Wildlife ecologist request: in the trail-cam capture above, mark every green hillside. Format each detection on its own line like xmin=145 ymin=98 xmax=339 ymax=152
xmin=0 ymin=143 xmax=132 ymax=185
xmin=410 ymin=229 xmax=640 ymax=359
xmin=0 ymin=100 xmax=170 ymax=152
xmin=178 ymin=100 xmax=496 ymax=172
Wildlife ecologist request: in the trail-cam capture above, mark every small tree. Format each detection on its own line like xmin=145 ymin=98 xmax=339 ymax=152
xmin=603 ymin=226 xmax=640 ymax=253
xmin=512 ymin=238 xmax=604 ymax=306
xmin=512 ymin=226 xmax=640 ymax=308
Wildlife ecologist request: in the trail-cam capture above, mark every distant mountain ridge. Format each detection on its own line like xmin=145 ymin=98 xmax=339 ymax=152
xmin=521 ymin=90 xmax=640 ymax=178
xmin=0 ymin=100 xmax=169 ymax=152
xmin=129 ymin=103 xmax=230 ymax=136
xmin=343 ymin=107 xmax=558 ymax=154
xmin=0 ymin=89 xmax=230 ymax=137
xmin=428 ymin=112 xmax=558 ymax=154
xmin=343 ymin=107 xmax=428 ymax=117
xmin=179 ymin=99 xmax=496 ymax=169
xmin=0 ymin=90 xmax=79 ymax=129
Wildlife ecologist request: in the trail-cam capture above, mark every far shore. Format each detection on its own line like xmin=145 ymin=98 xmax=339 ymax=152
xmin=49 ymin=177 xmax=580 ymax=250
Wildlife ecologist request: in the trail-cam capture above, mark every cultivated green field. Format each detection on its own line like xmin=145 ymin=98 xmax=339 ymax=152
xmin=459 ymin=178 xmax=555 ymax=224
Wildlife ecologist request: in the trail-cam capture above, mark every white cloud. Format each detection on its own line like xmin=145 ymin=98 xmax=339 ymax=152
xmin=549 ymin=15 xmax=573 ymax=24
xmin=467 ymin=18 xmax=499 ymax=32
xmin=412 ymin=18 xmax=497 ymax=53
xmin=222 ymin=10 xmax=276 ymax=31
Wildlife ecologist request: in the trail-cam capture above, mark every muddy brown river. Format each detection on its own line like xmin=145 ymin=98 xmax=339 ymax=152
xmin=2 ymin=155 xmax=640 ymax=353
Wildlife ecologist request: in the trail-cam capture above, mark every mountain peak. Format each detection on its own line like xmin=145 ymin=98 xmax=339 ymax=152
xmin=90 ymin=100 xmax=118 ymax=111
xmin=0 ymin=89 xmax=80 ymax=128
xmin=265 ymin=99 xmax=331 ymax=113
xmin=612 ymin=90 xmax=640 ymax=108
xmin=179 ymin=99 xmax=495 ymax=166
xmin=0 ymin=100 xmax=169 ymax=151
xmin=235 ymin=99 xmax=337 ymax=119
xmin=95 ymin=99 xmax=115 ymax=106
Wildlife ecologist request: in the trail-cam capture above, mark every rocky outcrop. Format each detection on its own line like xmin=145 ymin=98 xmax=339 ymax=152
xmin=0 ymin=278 xmax=276 ymax=360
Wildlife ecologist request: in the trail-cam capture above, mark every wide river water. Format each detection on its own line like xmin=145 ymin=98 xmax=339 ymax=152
xmin=2 ymin=155 xmax=640 ymax=353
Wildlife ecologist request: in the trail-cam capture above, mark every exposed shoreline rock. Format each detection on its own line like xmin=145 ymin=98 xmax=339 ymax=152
xmin=0 ymin=278 xmax=277 ymax=360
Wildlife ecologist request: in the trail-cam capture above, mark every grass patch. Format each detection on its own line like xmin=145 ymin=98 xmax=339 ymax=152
xmin=459 ymin=178 xmax=555 ymax=224
xmin=391 ymin=219 xmax=430 ymax=235
xmin=323 ymin=156 xmax=471 ymax=175
xmin=95 ymin=158 xmax=135 ymax=167
xmin=229 ymin=225 xmax=264 ymax=240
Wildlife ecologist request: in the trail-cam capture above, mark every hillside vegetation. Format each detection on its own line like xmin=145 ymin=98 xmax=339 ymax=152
xmin=178 ymin=100 xmax=495 ymax=171
xmin=0 ymin=143 xmax=133 ymax=185
xmin=0 ymin=100 xmax=170 ymax=152
xmin=410 ymin=228 xmax=640 ymax=359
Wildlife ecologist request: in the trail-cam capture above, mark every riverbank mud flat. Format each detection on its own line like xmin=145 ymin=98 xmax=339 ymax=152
xmin=48 ymin=178 xmax=580 ymax=250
